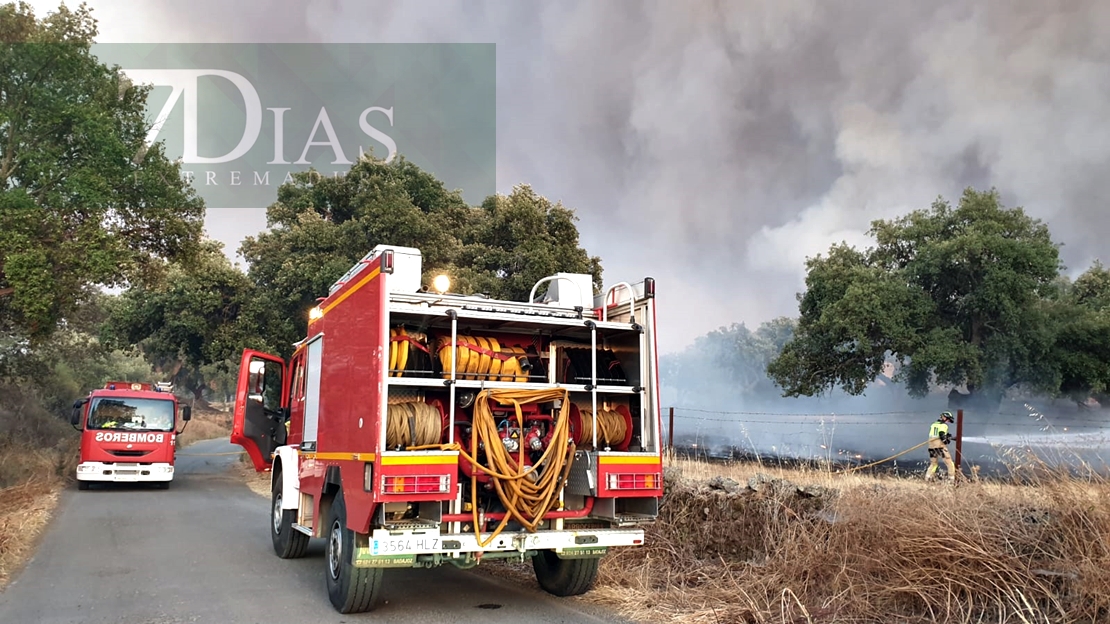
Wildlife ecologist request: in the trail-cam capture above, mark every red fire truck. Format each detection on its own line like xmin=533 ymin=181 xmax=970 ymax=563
xmin=231 ymin=244 xmax=663 ymax=613
xmin=70 ymin=381 xmax=192 ymax=490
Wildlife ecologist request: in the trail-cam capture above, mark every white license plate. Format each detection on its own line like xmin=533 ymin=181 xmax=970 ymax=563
xmin=371 ymin=536 xmax=441 ymax=556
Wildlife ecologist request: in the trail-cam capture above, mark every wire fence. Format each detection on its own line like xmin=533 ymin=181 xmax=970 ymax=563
xmin=659 ymin=404 xmax=1110 ymax=469
xmin=665 ymin=405 xmax=1110 ymax=428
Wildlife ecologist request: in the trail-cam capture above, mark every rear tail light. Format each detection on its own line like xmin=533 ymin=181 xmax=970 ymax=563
xmin=606 ymin=473 xmax=660 ymax=490
xmin=381 ymin=474 xmax=449 ymax=494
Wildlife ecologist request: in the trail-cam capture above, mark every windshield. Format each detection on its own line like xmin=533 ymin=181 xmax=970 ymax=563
xmin=87 ymin=397 xmax=175 ymax=432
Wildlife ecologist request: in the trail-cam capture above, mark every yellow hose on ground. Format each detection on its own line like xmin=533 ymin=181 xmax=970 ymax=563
xmin=436 ymin=335 xmax=528 ymax=382
xmin=576 ymin=407 xmax=627 ymax=448
xmin=410 ymin=387 xmax=575 ymax=548
xmin=385 ymin=401 xmax=442 ymax=448
xmin=842 ymin=440 xmax=931 ymax=473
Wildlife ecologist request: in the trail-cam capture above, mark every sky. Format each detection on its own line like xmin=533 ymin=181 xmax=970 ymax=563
xmin=26 ymin=0 xmax=1110 ymax=357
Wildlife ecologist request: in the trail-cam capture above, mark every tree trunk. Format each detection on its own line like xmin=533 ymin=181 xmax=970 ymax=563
xmin=190 ymin=385 xmax=211 ymax=410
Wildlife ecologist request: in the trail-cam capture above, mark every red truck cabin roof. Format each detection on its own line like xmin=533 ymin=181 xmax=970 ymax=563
xmin=90 ymin=388 xmax=177 ymax=402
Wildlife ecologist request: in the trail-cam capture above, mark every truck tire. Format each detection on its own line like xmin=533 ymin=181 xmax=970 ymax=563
xmin=324 ymin=489 xmax=384 ymax=613
xmin=271 ymin=465 xmax=309 ymax=559
xmin=531 ymin=550 xmax=600 ymax=597
xmin=77 ymin=481 xmax=89 ymax=491
xmin=157 ymin=481 xmax=170 ymax=490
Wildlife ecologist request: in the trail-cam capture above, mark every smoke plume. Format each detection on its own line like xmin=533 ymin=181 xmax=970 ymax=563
xmin=50 ymin=0 xmax=1110 ymax=359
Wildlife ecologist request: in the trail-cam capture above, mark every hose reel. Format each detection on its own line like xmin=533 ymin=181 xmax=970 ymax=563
xmin=385 ymin=400 xmax=444 ymax=448
xmin=569 ymin=403 xmax=633 ymax=451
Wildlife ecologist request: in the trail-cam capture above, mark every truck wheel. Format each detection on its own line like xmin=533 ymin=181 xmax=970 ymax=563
xmin=531 ymin=550 xmax=600 ymax=597
xmin=271 ymin=465 xmax=309 ymax=559
xmin=157 ymin=481 xmax=170 ymax=490
xmin=77 ymin=481 xmax=90 ymax=491
xmin=324 ymin=490 xmax=384 ymax=613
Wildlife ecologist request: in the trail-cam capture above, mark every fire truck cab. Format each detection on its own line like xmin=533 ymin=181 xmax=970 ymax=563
xmin=232 ymin=244 xmax=663 ymax=614
xmin=71 ymin=381 xmax=191 ymax=490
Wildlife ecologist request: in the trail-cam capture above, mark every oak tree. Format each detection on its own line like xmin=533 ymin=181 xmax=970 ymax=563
xmin=240 ymin=156 xmax=602 ymax=356
xmin=767 ymin=188 xmax=1063 ymax=410
xmin=0 ymin=2 xmax=204 ymax=344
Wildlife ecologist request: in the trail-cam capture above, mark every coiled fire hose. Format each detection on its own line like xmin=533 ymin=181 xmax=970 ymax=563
xmin=389 ymin=327 xmax=431 ymax=377
xmin=410 ymin=387 xmax=576 ymax=548
xmin=435 ymin=335 xmax=530 ymax=381
xmin=385 ymin=401 xmax=442 ymax=448
xmin=575 ymin=407 xmax=627 ymax=448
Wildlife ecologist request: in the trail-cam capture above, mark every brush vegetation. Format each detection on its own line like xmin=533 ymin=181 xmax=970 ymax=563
xmin=574 ymin=455 xmax=1110 ymax=624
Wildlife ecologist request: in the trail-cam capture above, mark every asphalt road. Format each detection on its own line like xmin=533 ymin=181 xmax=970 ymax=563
xmin=0 ymin=438 xmax=633 ymax=624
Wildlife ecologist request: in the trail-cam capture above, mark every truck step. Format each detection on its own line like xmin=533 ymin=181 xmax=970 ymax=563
xmin=380 ymin=518 xmax=441 ymax=532
xmin=291 ymin=523 xmax=314 ymax=536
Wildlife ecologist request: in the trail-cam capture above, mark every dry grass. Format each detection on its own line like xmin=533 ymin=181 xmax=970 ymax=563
xmin=0 ymin=477 xmax=61 ymax=588
xmin=578 ymin=453 xmax=1110 ymax=624
xmin=233 ymin=453 xmax=272 ymax=497
xmin=0 ymin=390 xmax=77 ymax=590
xmin=176 ymin=407 xmax=233 ymax=449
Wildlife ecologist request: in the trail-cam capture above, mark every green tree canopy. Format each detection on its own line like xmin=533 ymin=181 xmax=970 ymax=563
xmin=1044 ymin=261 xmax=1110 ymax=405
xmin=767 ymin=188 xmax=1067 ymax=409
xmin=101 ymin=240 xmax=260 ymax=402
xmin=0 ymin=289 xmax=153 ymax=414
xmin=0 ymin=1 xmax=204 ymax=344
xmin=240 ymin=156 xmax=603 ymax=356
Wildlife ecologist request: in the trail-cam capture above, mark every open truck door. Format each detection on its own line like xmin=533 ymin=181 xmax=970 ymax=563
xmin=232 ymin=349 xmax=287 ymax=472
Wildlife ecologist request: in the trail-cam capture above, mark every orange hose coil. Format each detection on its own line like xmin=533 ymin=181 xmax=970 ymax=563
xmin=575 ymin=407 xmax=628 ymax=448
xmin=435 ymin=335 xmax=529 ymax=382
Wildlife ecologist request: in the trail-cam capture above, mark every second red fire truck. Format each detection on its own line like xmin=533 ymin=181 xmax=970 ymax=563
xmin=71 ymin=381 xmax=191 ymax=489
xmin=231 ymin=244 xmax=664 ymax=613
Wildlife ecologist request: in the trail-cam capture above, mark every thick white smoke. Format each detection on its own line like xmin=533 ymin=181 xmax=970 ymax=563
xmin=35 ymin=0 xmax=1110 ymax=357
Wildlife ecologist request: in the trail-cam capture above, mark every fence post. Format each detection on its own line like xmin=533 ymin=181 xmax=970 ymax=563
xmin=668 ymin=406 xmax=674 ymax=453
xmin=955 ymin=408 xmax=964 ymax=470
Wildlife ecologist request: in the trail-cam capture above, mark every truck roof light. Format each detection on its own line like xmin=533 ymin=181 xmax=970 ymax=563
xmin=381 ymin=249 xmax=394 ymax=274
xmin=433 ymin=274 xmax=450 ymax=294
xmin=644 ymin=277 xmax=655 ymax=298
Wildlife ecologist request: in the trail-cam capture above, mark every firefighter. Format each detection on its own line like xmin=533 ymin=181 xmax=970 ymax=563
xmin=925 ymin=411 xmax=957 ymax=482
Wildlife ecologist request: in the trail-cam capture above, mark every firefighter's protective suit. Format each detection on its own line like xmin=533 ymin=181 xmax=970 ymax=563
xmin=925 ymin=412 xmax=956 ymax=482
